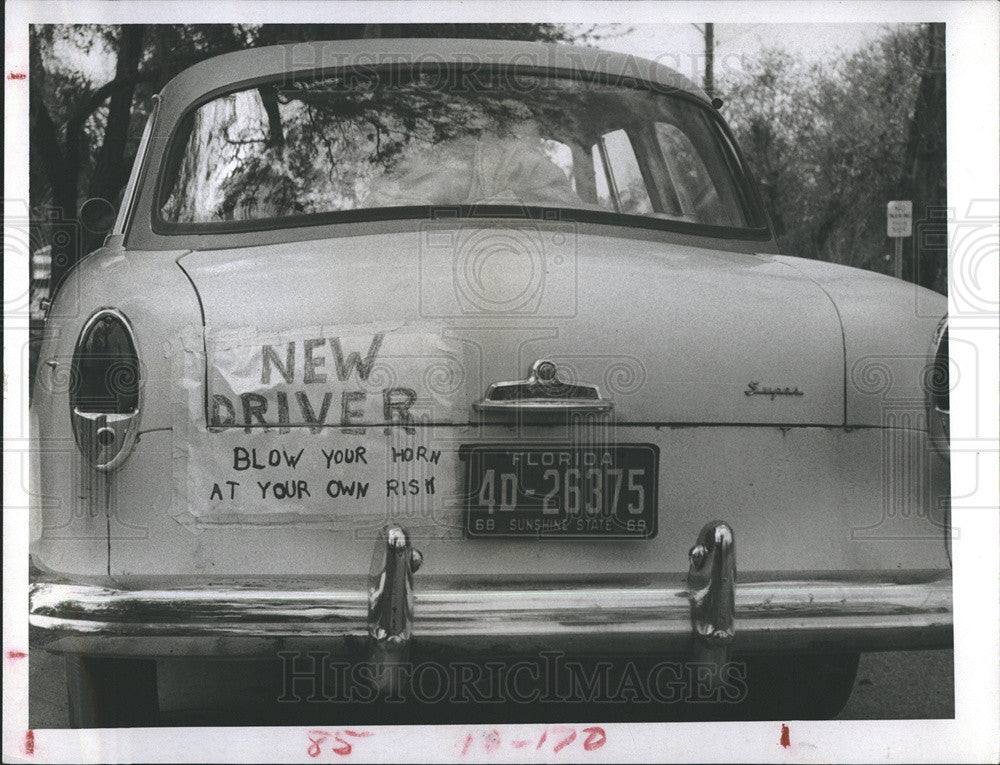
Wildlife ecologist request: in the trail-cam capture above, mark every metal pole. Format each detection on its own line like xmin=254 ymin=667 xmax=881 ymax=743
xmin=894 ymin=237 xmax=903 ymax=280
xmin=704 ymin=23 xmax=715 ymax=99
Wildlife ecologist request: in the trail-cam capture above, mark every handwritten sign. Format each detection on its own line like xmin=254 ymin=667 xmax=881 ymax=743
xmin=206 ymin=325 xmax=464 ymax=430
xmin=173 ymin=324 xmax=464 ymax=524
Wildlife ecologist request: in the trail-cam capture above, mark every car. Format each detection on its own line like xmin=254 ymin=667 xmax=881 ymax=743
xmin=29 ymin=37 xmax=952 ymax=726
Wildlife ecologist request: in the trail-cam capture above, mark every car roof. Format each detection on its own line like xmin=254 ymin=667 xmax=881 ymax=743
xmin=158 ymin=37 xmax=710 ymax=108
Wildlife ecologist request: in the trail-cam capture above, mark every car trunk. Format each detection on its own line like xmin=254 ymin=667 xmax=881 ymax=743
xmin=177 ymin=222 xmax=844 ymax=428
xmin=114 ymin=222 xmax=923 ymax=581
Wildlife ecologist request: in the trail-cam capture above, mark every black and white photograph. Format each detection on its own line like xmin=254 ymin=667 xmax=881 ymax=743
xmin=4 ymin=1 xmax=998 ymax=762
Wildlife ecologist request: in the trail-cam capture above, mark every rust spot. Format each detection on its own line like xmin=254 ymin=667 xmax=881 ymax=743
xmin=7 ymin=71 xmax=27 ymax=80
xmin=6 ymin=650 xmax=27 ymax=661
xmin=780 ymin=724 xmax=791 ymax=748
xmin=25 ymin=730 xmax=35 ymax=755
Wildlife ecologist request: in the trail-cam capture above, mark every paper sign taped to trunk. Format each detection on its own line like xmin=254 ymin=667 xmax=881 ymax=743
xmin=171 ymin=323 xmax=465 ymax=524
xmin=206 ymin=323 xmax=465 ymax=429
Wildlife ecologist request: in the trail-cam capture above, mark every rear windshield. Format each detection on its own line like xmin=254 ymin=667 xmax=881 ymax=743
xmin=159 ymin=67 xmax=762 ymax=231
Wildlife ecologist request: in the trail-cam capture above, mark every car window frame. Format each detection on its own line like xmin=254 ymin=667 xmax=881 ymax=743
xmin=146 ymin=63 xmax=773 ymax=243
xmin=112 ymin=96 xmax=160 ymax=239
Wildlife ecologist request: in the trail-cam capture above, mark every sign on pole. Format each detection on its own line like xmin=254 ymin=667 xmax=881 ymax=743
xmin=887 ymin=200 xmax=912 ymax=279
xmin=887 ymin=200 xmax=913 ymax=238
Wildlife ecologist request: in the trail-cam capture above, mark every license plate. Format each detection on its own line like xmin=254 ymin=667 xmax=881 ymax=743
xmin=461 ymin=444 xmax=658 ymax=539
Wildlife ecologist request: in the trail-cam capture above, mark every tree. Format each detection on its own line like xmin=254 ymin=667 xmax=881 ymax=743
xmin=29 ymin=25 xmax=255 ymax=288
xmin=29 ymin=23 xmax=578 ymax=292
xmin=901 ymin=23 xmax=946 ymax=292
xmin=691 ymin=23 xmax=715 ymax=99
xmin=717 ymin=24 xmax=946 ymax=291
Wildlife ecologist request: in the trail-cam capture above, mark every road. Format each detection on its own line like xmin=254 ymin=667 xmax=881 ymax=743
xmin=29 ymin=648 xmax=953 ymax=727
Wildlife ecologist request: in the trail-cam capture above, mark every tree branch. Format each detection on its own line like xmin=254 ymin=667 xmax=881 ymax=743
xmin=29 ymin=89 xmax=70 ymax=207
xmin=68 ymin=67 xmax=159 ymax=131
xmin=58 ymin=65 xmax=159 ymax=237
xmin=89 ymin=25 xmax=146 ymax=205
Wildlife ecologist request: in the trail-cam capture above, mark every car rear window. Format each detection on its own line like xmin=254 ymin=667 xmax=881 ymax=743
xmin=158 ymin=67 xmax=760 ymax=231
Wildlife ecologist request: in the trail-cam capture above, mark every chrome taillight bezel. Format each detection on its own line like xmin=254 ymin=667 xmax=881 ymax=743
xmin=926 ymin=317 xmax=949 ymax=456
xmin=69 ymin=308 xmax=143 ymax=471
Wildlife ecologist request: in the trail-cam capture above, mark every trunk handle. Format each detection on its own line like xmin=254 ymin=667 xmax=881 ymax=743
xmin=473 ymin=359 xmax=614 ymax=415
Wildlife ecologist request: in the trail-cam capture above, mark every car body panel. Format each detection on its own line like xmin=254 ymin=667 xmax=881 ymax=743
xmin=176 ymin=225 xmax=844 ymax=427
xmin=91 ymin=422 xmax=949 ymax=579
xmin=773 ymin=255 xmax=948 ymax=426
xmin=31 ymin=246 xmax=199 ymax=577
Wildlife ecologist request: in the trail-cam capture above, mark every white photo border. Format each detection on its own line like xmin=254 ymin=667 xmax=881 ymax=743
xmin=4 ymin=1 xmax=998 ymax=762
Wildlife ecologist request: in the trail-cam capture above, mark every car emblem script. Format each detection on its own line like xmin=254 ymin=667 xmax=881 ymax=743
xmin=745 ymin=381 xmax=804 ymax=400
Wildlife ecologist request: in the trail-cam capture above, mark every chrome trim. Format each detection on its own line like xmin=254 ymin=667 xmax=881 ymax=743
xmin=113 ymin=94 xmax=159 ymax=238
xmin=687 ymin=521 xmax=736 ymax=646
xmin=72 ymin=410 xmax=140 ymax=469
xmin=744 ymin=382 xmax=804 ymax=399
xmin=368 ymin=525 xmax=422 ymax=695
xmin=474 ymin=359 xmax=614 ymax=415
xmin=30 ymin=574 xmax=952 ymax=658
xmin=69 ymin=308 xmax=142 ymax=472
xmin=687 ymin=521 xmax=736 ymax=680
xmin=927 ymin=318 xmax=949 ymax=456
xmin=473 ymin=399 xmax=614 ymax=413
xmin=368 ymin=525 xmax=419 ymax=646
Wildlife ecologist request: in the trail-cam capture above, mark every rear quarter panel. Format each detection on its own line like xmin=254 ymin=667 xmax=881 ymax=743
xmin=30 ymin=247 xmax=199 ymax=578
xmin=773 ymin=255 xmax=948 ymax=426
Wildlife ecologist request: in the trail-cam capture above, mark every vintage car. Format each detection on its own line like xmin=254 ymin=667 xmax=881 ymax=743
xmin=29 ymin=38 xmax=952 ymax=726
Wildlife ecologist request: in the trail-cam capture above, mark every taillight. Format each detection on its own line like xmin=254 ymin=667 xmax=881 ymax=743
xmin=70 ymin=309 xmax=141 ymax=470
xmin=926 ymin=319 xmax=949 ymax=454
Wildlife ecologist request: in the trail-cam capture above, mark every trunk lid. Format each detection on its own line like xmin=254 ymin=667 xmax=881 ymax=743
xmin=177 ymin=222 xmax=844 ymax=428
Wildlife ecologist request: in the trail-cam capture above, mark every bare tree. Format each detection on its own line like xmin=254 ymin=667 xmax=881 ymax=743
xmin=30 ymin=26 xmax=154 ymax=288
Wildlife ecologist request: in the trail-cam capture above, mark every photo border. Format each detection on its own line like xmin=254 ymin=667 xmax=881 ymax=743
xmin=4 ymin=1 xmax=997 ymax=762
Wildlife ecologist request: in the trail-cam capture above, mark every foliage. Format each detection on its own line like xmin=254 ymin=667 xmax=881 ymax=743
xmin=28 ymin=23 xmax=583 ymax=286
xmin=164 ymin=71 xmax=621 ymax=222
xmin=717 ymin=25 xmax=944 ymax=287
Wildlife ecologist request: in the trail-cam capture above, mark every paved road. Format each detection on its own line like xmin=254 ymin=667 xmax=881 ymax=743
xmin=29 ymin=648 xmax=953 ymax=727
xmin=839 ymin=650 xmax=955 ymax=719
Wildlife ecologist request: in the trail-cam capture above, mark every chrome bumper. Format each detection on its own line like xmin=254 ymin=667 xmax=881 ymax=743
xmin=30 ymin=523 xmax=952 ymax=659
